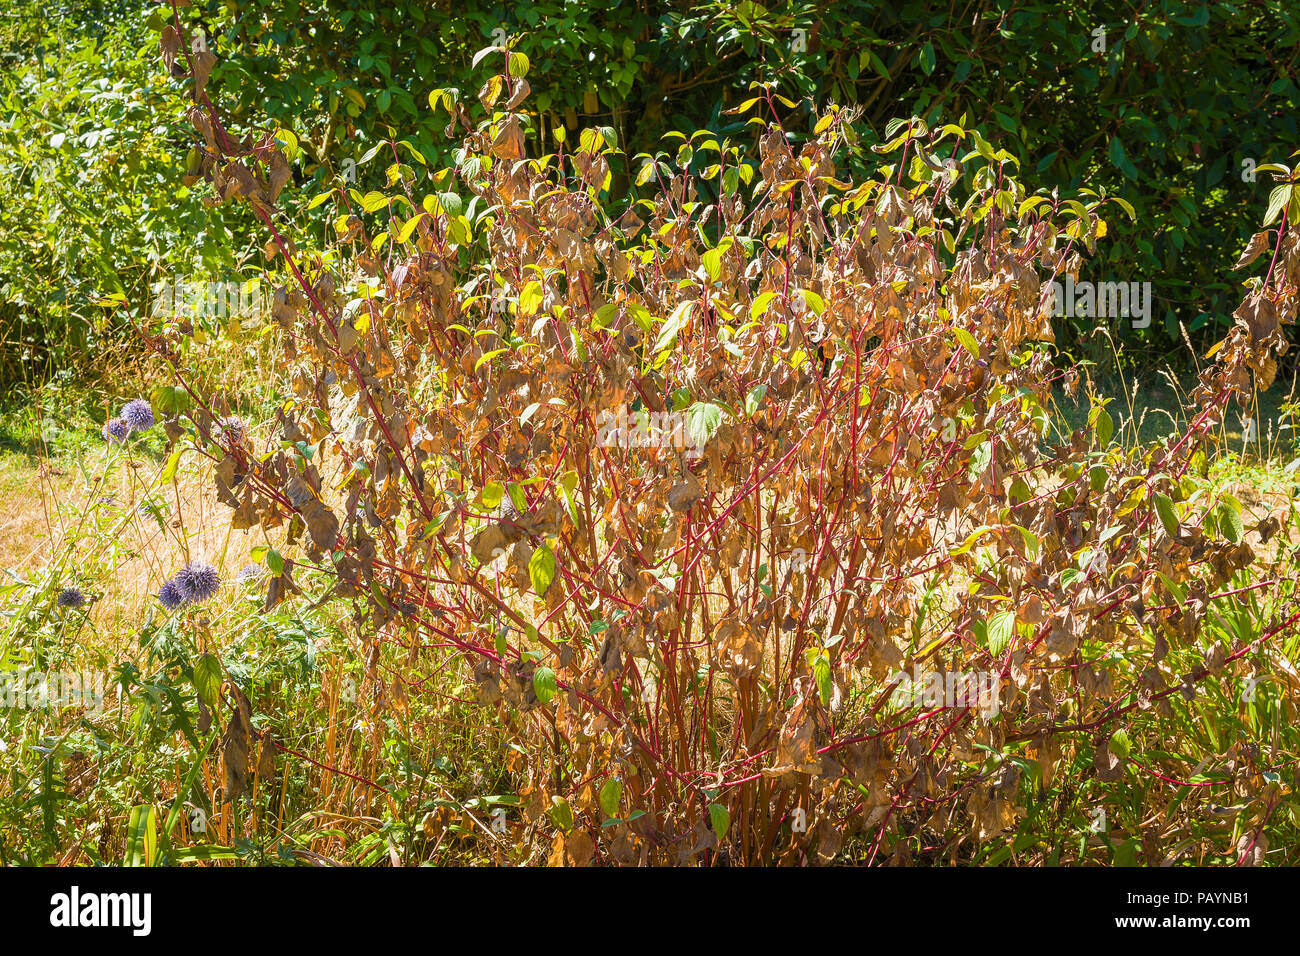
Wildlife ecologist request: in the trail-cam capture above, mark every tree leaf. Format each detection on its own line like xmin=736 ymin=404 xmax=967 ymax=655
xmin=533 ymin=666 xmax=557 ymax=705
xmin=653 ymin=300 xmax=694 ymax=353
xmin=481 ymin=481 xmax=505 ymax=509
xmin=550 ymin=796 xmax=574 ymax=832
xmin=360 ymin=190 xmax=389 ymax=213
xmin=953 ymin=328 xmax=979 ymax=357
xmin=709 ymin=803 xmax=730 ymax=841
xmin=814 ymin=656 xmax=832 ymax=704
xmin=1093 ymin=407 xmax=1114 ymax=448
xmin=1109 ymin=729 xmax=1132 ymax=759
xmin=987 ymin=609 xmax=1015 ymax=658
xmin=1218 ymin=500 xmax=1244 ymax=544
xmin=1263 ymin=184 xmax=1293 ymax=227
xmin=686 ymin=402 xmax=725 ymax=450
xmin=1153 ymin=492 xmax=1179 ymax=538
xmin=599 ymin=777 xmax=623 ymax=819
xmin=519 ymin=280 xmax=544 ymax=315
xmin=1108 ymin=137 xmax=1138 ymax=180
xmin=528 ymin=543 xmax=558 ymax=597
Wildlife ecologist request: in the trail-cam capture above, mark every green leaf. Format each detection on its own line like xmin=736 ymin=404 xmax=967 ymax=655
xmin=918 ymin=41 xmax=936 ymax=76
xmin=528 ymin=543 xmax=558 ymax=597
xmin=549 ymin=796 xmax=574 ymax=832
xmin=193 ymin=653 xmax=222 ymax=708
xmin=558 ymin=470 xmax=581 ymax=523
xmin=160 ymin=446 xmax=184 ymax=483
xmin=709 ymin=803 xmax=730 ymax=841
xmin=702 ymin=247 xmax=723 ymax=283
xmin=1093 ymin=407 xmax=1114 ymax=448
xmin=953 ymin=328 xmax=979 ymax=357
xmin=635 ymin=160 xmax=658 ymax=187
xmin=124 ymin=804 xmax=157 ymax=867
xmin=150 ymin=384 xmax=192 ymax=416
xmin=797 ymin=289 xmax=825 ymax=316
xmin=1153 ymin=492 xmax=1179 ymax=538
xmin=519 ymin=280 xmax=544 ymax=315
xmin=686 ymin=402 xmax=726 ymax=450
xmin=396 ymin=213 xmax=425 ymax=244
xmin=744 ymin=384 xmax=768 ymax=417
xmin=1109 ymin=729 xmax=1132 ymax=759
xmin=749 ymin=290 xmax=777 ymax=320
xmin=1263 ymin=184 xmax=1293 ymax=227
xmin=1108 ymin=137 xmax=1138 ymax=180
xmin=599 ymin=777 xmax=623 ymax=818
xmin=987 ymin=609 xmax=1015 ymax=658
xmin=1115 ymin=482 xmax=1148 ymax=517
xmin=474 ymin=348 xmax=510 ymax=373
xmin=1218 ymin=500 xmax=1244 ymax=544
xmin=814 ymin=656 xmax=832 ymax=704
xmin=950 ymin=524 xmax=997 ymax=555
xmin=533 ymin=666 xmax=557 ymax=705
xmin=653 ymin=300 xmax=694 ymax=353
xmin=481 ymin=481 xmax=505 ymax=509
xmin=167 ymin=845 xmax=239 ymax=862
xmin=507 ymin=482 xmax=527 ymax=514
xmin=625 ymin=304 xmax=654 ymax=333
xmin=507 ymin=51 xmax=530 ymax=78
xmin=1011 ymin=525 xmax=1039 ymax=561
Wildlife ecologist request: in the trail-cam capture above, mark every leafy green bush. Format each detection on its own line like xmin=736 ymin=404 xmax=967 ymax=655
xmin=0 ymin=0 xmax=244 ymax=387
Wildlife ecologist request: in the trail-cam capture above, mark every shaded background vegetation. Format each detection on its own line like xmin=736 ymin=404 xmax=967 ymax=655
xmin=2 ymin=0 xmax=1298 ymax=387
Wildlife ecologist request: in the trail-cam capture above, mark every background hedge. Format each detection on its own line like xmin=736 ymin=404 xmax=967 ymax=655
xmin=3 ymin=0 xmax=1297 ymax=385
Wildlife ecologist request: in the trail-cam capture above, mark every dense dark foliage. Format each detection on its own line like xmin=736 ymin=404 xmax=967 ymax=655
xmin=202 ymin=0 xmax=1300 ymax=356
xmin=3 ymin=0 xmax=1298 ymax=386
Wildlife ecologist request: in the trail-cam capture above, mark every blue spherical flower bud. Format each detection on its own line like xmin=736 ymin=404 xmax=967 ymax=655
xmin=174 ymin=561 xmax=221 ymax=603
xmin=121 ymin=398 xmax=155 ymax=431
xmin=103 ymin=418 xmax=129 ymax=444
xmin=157 ymin=579 xmax=185 ymax=610
xmin=57 ymin=587 xmax=86 ymax=609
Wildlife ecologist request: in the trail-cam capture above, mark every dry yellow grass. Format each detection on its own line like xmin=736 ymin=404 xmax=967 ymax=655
xmin=0 ymin=444 xmax=269 ymax=657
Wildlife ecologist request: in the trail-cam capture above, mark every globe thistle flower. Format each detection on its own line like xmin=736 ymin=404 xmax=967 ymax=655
xmin=103 ymin=418 xmax=129 ymax=444
xmin=57 ymin=587 xmax=86 ymax=609
xmin=235 ymin=563 xmax=263 ymax=586
xmin=173 ymin=560 xmax=221 ymax=603
xmin=121 ymin=398 xmax=155 ymax=431
xmin=157 ymin=579 xmax=185 ymax=610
